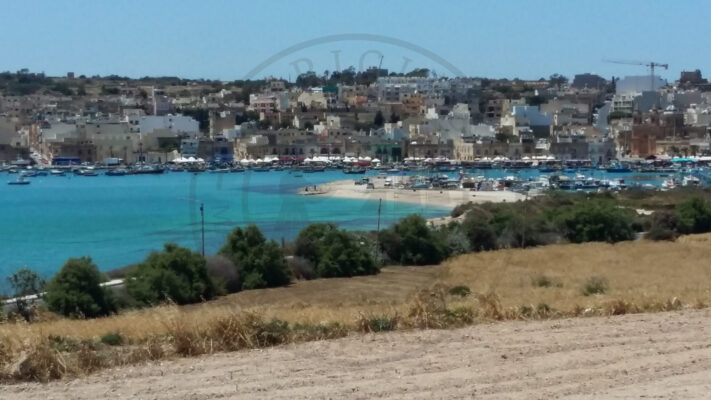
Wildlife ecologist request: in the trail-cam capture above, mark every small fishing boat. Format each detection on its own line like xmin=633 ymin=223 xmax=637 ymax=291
xmin=606 ymin=163 xmax=631 ymax=173
xmin=132 ymin=165 xmax=165 ymax=174
xmin=105 ymin=169 xmax=129 ymax=176
xmin=49 ymin=169 xmax=66 ymax=176
xmin=8 ymin=174 xmax=31 ymax=185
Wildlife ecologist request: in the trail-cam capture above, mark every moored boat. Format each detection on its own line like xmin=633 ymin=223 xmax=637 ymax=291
xmin=8 ymin=174 xmax=31 ymax=185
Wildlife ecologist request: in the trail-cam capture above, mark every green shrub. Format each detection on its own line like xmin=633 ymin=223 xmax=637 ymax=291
xmin=582 ymin=276 xmax=608 ymax=296
xmin=677 ymin=197 xmax=711 ymax=234
xmin=557 ymin=200 xmax=635 ymax=243
xmin=205 ymin=255 xmax=240 ymax=294
xmin=295 ymin=224 xmax=379 ymax=278
xmin=100 ymin=332 xmax=123 ymax=346
xmin=219 ymin=225 xmax=291 ymax=290
xmin=369 ymin=317 xmax=396 ymax=332
xmin=448 ymin=285 xmax=471 ymax=297
xmin=490 ymin=209 xmax=542 ymax=248
xmin=645 ymin=210 xmax=680 ymax=241
xmin=6 ymin=267 xmax=45 ymax=322
xmin=359 ymin=316 xmax=397 ymax=332
xmin=294 ymin=223 xmax=338 ymax=264
xmin=531 ymin=274 xmax=558 ymax=288
xmin=438 ymin=224 xmax=471 ymax=257
xmin=379 ymin=215 xmax=448 ymax=265
xmin=451 ymin=202 xmax=474 ymax=218
xmin=126 ymin=243 xmax=217 ymax=306
xmin=460 ymin=211 xmax=498 ymax=251
xmin=44 ymin=257 xmax=116 ymax=318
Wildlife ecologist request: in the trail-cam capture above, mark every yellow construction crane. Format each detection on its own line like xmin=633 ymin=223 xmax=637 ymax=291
xmin=603 ymin=59 xmax=669 ymax=91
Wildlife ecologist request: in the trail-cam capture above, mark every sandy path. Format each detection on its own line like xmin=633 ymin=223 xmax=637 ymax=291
xmin=302 ymin=178 xmax=527 ymax=210
xmin=6 ymin=309 xmax=711 ymax=399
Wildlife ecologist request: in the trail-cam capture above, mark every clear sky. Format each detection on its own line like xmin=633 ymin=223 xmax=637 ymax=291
xmin=1 ymin=0 xmax=708 ymax=81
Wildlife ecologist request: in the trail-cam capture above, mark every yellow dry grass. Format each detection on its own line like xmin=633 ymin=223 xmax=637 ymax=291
xmin=440 ymin=233 xmax=711 ymax=311
xmin=0 ymin=266 xmax=440 ymax=347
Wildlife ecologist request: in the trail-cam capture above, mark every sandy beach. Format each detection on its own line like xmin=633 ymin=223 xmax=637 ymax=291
xmin=300 ymin=176 xmax=527 ymax=210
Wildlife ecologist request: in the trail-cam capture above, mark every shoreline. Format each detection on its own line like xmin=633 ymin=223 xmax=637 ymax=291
xmin=299 ymin=177 xmax=528 ymax=225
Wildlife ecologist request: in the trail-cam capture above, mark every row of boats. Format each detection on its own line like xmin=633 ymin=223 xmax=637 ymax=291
xmin=359 ymin=170 xmax=707 ymax=194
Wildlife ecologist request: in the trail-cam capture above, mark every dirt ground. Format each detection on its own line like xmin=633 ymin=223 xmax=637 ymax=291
xmin=6 ymin=309 xmax=711 ymax=400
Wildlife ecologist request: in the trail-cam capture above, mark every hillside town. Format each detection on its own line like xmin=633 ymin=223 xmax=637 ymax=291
xmin=1 ymin=67 xmax=711 ymax=167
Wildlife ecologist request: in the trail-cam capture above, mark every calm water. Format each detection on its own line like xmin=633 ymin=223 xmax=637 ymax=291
xmin=0 ymin=170 xmax=450 ymax=280
xmin=0 ymin=166 xmax=690 ymax=281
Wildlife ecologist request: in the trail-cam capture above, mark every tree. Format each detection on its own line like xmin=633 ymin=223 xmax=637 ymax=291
xmin=294 ymin=223 xmax=379 ymax=278
xmin=378 ymin=215 xmax=447 ymax=265
xmin=7 ymin=267 xmax=45 ymax=321
xmin=219 ymin=225 xmax=291 ymax=290
xmin=44 ymin=257 xmax=116 ymax=318
xmin=557 ymin=200 xmax=635 ymax=243
xmin=295 ymin=223 xmax=338 ymax=264
xmin=460 ymin=211 xmax=498 ymax=251
xmin=373 ymin=110 xmax=385 ymax=127
xmin=389 ymin=112 xmax=400 ymax=124
xmin=126 ymin=243 xmax=217 ymax=306
xmin=677 ymin=197 xmax=711 ymax=234
xmin=549 ymin=74 xmax=569 ymax=88
xmin=646 ymin=210 xmax=680 ymax=241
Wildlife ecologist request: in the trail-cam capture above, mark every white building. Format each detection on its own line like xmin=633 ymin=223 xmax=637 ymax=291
xmin=138 ymin=115 xmax=199 ymax=135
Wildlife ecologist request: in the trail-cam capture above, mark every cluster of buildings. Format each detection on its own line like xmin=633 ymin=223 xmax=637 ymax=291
xmin=2 ymin=68 xmax=711 ymax=166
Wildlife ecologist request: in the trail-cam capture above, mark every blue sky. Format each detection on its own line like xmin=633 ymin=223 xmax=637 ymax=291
xmin=1 ymin=0 xmax=708 ymax=81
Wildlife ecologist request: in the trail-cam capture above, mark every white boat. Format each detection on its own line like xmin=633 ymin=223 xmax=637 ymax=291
xmin=682 ymin=176 xmax=701 ymax=187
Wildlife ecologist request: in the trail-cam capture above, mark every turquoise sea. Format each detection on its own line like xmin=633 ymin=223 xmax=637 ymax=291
xmin=0 ymin=170 xmax=450 ymax=281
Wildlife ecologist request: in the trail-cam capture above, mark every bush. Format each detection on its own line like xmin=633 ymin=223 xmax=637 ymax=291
xmin=287 ymin=256 xmax=315 ymax=280
xmin=451 ymin=202 xmax=474 ymax=218
xmin=126 ymin=243 xmax=217 ymax=306
xmin=378 ymin=214 xmax=448 ymax=265
xmin=44 ymin=257 xmax=116 ymax=318
xmin=294 ymin=224 xmax=379 ymax=278
xmin=294 ymin=223 xmax=338 ymax=264
xmin=314 ymin=230 xmax=380 ymax=278
xmin=645 ymin=210 xmax=680 ymax=241
xmin=448 ymin=285 xmax=471 ymax=297
xmin=6 ymin=267 xmax=45 ymax=322
xmin=531 ymin=274 xmax=557 ymax=288
xmin=490 ymin=209 xmax=541 ymax=248
xmin=677 ymin=197 xmax=711 ymax=234
xmin=100 ymin=332 xmax=123 ymax=346
xmin=438 ymin=224 xmax=471 ymax=257
xmin=219 ymin=225 xmax=291 ymax=290
xmin=582 ymin=276 xmax=608 ymax=296
xmin=206 ymin=255 xmax=240 ymax=294
xmin=460 ymin=211 xmax=498 ymax=251
xmin=557 ymin=200 xmax=635 ymax=243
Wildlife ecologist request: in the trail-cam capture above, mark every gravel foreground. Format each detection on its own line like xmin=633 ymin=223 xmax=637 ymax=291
xmin=6 ymin=309 xmax=711 ymax=399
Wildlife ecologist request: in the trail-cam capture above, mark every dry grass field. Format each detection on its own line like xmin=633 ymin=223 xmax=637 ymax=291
xmin=2 ymin=234 xmax=711 ymax=382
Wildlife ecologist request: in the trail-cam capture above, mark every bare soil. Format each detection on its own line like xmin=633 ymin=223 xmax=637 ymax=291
xmin=6 ymin=309 xmax=711 ymax=399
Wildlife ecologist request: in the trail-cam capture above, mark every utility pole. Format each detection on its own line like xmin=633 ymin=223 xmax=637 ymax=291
xmin=200 ymin=202 xmax=205 ymax=257
xmin=377 ymin=198 xmax=382 ymax=232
